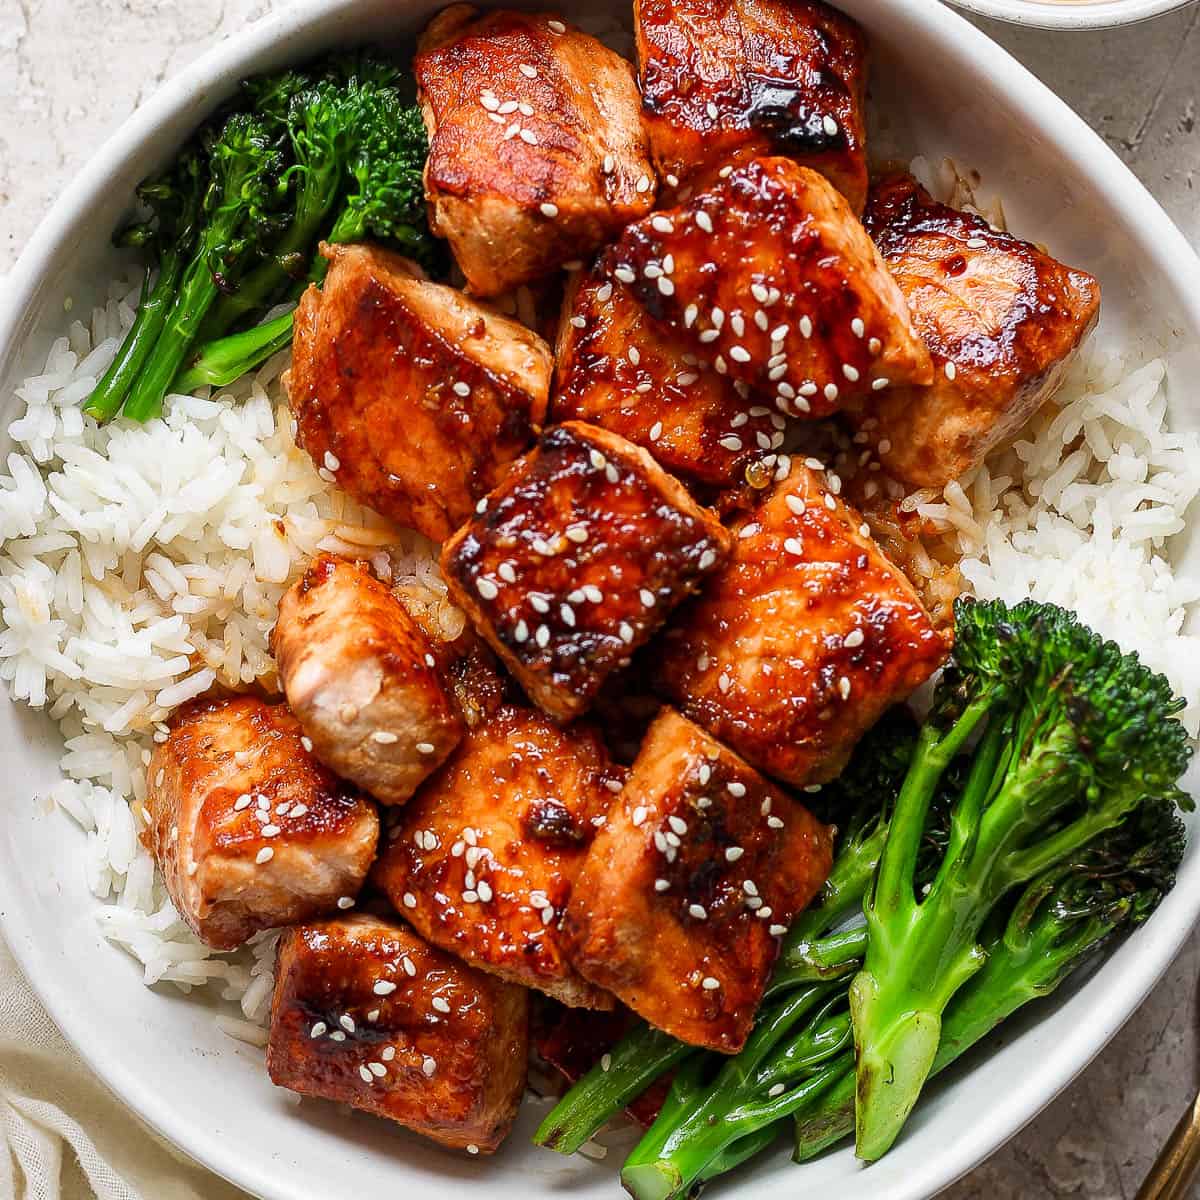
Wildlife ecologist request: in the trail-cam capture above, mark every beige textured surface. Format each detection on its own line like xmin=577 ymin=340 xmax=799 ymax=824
xmin=1 ymin=0 xmax=1199 ymax=1196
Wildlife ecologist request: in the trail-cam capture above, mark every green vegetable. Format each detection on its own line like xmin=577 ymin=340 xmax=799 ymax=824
xmin=119 ymin=112 xmax=288 ymax=422
xmin=851 ymin=597 xmax=1191 ymax=1161
xmin=83 ymin=151 xmax=205 ymax=421
xmin=174 ymin=79 xmax=431 ymax=392
xmin=792 ymin=793 xmax=1186 ymax=1160
xmin=86 ymin=52 xmax=433 ymax=421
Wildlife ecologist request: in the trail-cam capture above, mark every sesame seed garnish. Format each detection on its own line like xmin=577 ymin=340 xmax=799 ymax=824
xmin=337 ymin=896 xmax=355 ymax=910
xmin=648 ymin=420 xmax=664 ymax=441
xmin=825 ymin=493 xmax=837 ymax=511
xmin=945 ymin=361 xmax=959 ymax=381
xmin=583 ymin=584 xmax=603 ymax=603
xmin=359 ymin=1066 xmax=374 ymax=1084
xmin=651 ymin=215 xmax=674 ymax=234
xmin=541 ymin=905 xmax=556 ymax=925
xmin=851 ymin=318 xmax=866 ymax=338
xmin=234 ymin=794 xmax=252 ymax=812
xmin=340 ymin=1014 xmax=356 ymax=1033
xmin=699 ymin=549 xmax=717 ymax=570
xmin=371 ymin=730 xmax=399 ymax=745
xmin=530 ymin=593 xmax=550 ymax=613
xmin=872 ymin=377 xmax=890 ymax=391
xmin=843 ymin=364 xmax=860 ymax=382
xmin=640 ymin=588 xmax=656 ymax=607
xmin=769 ymin=1082 xmax=786 ymax=1097
xmin=519 ymin=102 xmax=534 ymax=117
xmin=330 ymin=1030 xmax=346 ymax=1042
xmin=698 ymin=328 xmax=720 ymax=344
xmin=601 ymin=1053 xmax=612 ymax=1071
xmin=695 ymin=211 xmax=714 ymax=234
xmin=729 ymin=345 xmax=751 ymax=363
xmin=618 ymin=621 xmax=635 ymax=644
xmin=668 ymin=815 xmax=688 ymax=835
xmin=255 ymin=847 xmax=273 ymax=865
xmin=654 ymin=878 xmax=670 ymax=892
xmin=770 ymin=924 xmax=788 ymax=937
xmin=614 ymin=265 xmax=636 ymax=284
xmin=719 ymin=165 xmax=733 ymax=178
xmin=739 ymin=523 xmax=760 ymax=539
xmin=658 ymin=276 xmax=675 ymax=295
xmin=822 ymin=114 xmax=840 ymax=137
xmin=520 ymin=128 xmax=539 ymax=145
xmin=699 ymin=764 xmax=712 ymax=784
xmin=632 ymin=806 xmax=648 ymax=826
xmin=514 ymin=620 xmax=529 ymax=644
xmin=403 ymin=892 xmax=417 ymax=909
xmin=966 ymin=236 xmax=988 ymax=249
xmin=261 ymin=823 xmax=280 ymax=837
xmin=535 ymin=624 xmax=551 ymax=648
xmin=838 ymin=676 xmax=852 ymax=700
xmin=768 ymin=815 xmax=785 ymax=829
xmin=596 ymin=283 xmax=613 ymax=303
xmin=323 ymin=451 xmax=340 ymax=472
xmin=467 ymin=1145 xmax=480 ymax=1156
xmin=859 ymin=522 xmax=871 ymax=537
xmin=744 ymin=880 xmax=759 ymax=896
xmin=480 ymin=92 xmax=500 ymax=111
xmin=719 ymin=435 xmax=743 ymax=452
xmin=310 ymin=1022 xmax=327 ymax=1038
xmin=725 ymin=846 xmax=744 ymax=862
xmin=548 ymin=17 xmax=566 ymax=32
xmin=688 ymin=904 xmax=708 ymax=920
xmin=869 ymin=337 xmax=882 ymax=355
xmin=519 ymin=62 xmax=538 ymax=78
xmin=291 ymin=804 xmax=308 ymax=818
xmin=636 ymin=175 xmax=651 ymax=193
xmin=845 ymin=629 xmax=865 ymax=649
xmin=602 ymin=154 xmax=615 ymax=174
xmin=432 ymin=997 xmax=451 ymax=1014
xmin=706 ymin=101 xmax=720 ymax=119
xmin=784 ymin=537 xmax=804 ymax=557
xmin=824 ymin=382 xmax=839 ymax=403
xmin=476 ymin=577 xmax=498 ymax=600
xmin=561 ymin=603 xmax=576 ymax=627
xmin=374 ymin=980 xmax=397 ymax=996
xmin=540 ymin=202 xmax=559 ymax=218
xmin=701 ymin=976 xmax=721 ymax=990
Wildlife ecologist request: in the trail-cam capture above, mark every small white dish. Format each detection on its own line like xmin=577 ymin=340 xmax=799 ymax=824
xmin=0 ymin=2 xmax=1198 ymax=1199
xmin=945 ymin=0 xmax=1196 ymax=30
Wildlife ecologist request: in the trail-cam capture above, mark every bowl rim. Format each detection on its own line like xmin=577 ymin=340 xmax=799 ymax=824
xmin=2 ymin=2 xmax=1200 ymax=1198
xmin=944 ymin=0 xmax=1196 ymax=30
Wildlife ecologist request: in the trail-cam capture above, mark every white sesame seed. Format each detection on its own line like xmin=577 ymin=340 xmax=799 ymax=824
xmin=651 ymin=216 xmax=674 ymax=234
xmin=770 ymin=924 xmax=788 ymax=937
xmin=403 ymin=892 xmax=417 ymax=909
xmin=234 ymin=793 xmax=252 ymax=811
xmin=371 ymin=730 xmax=400 ymax=746
xmin=596 ymin=283 xmax=613 ymax=303
xmin=654 ymin=878 xmax=670 ymax=892
xmin=688 ymin=904 xmax=708 ymax=920
xmin=725 ymin=846 xmax=745 ymax=862
xmin=744 ymin=880 xmax=759 ymax=897
xmin=530 ymin=593 xmax=550 ymax=613
xmin=945 ymin=360 xmax=959 ymax=381
xmin=583 ymin=584 xmax=603 ymax=603
xmin=872 ymin=377 xmax=890 ymax=391
xmin=519 ymin=102 xmax=534 ymax=117
xmin=632 ymin=806 xmax=648 ymax=827
xmin=719 ymin=435 xmax=743 ymax=452
xmin=476 ymin=577 xmax=499 ymax=600
xmin=606 ymin=463 xmax=620 ymax=483
xmin=535 ymin=624 xmax=551 ymax=648
xmin=966 ymin=236 xmax=988 ymax=249
xmin=695 ymin=211 xmax=714 ymax=234
xmin=340 ymin=1014 xmax=356 ymax=1032
xmin=739 ymin=523 xmax=760 ymax=539
xmin=843 ymin=364 xmax=860 ymax=382
xmin=548 ymin=17 xmax=566 ymax=32
xmin=636 ymin=174 xmax=651 ymax=193
xmin=330 ymin=1031 xmax=346 ymax=1042
xmin=467 ymin=1145 xmax=480 ymax=1156
xmin=291 ymin=804 xmax=308 ymax=818
xmin=719 ymin=164 xmax=733 ymax=178
xmin=561 ymin=603 xmax=576 ymax=627
xmin=838 ymin=676 xmax=852 ymax=700
xmin=768 ymin=815 xmax=785 ymax=829
xmin=600 ymin=1053 xmax=612 ymax=1072
xmin=618 ymin=621 xmax=635 ymax=644
xmin=698 ymin=328 xmax=720 ymax=344
xmin=540 ymin=201 xmax=559 ymax=218
xmin=373 ymin=980 xmax=397 ymax=997
xmin=648 ymin=420 xmax=663 ymax=441
xmin=699 ymin=549 xmax=717 ymax=570
xmin=513 ymin=620 xmax=529 ymax=644
xmin=824 ymin=383 xmax=839 ymax=403
xmin=668 ymin=815 xmax=688 ymax=835
xmin=701 ymin=976 xmax=720 ymax=990
xmin=784 ymin=536 xmax=804 ymax=556
xmin=614 ymin=265 xmax=636 ymax=284
xmin=822 ymin=114 xmax=840 ymax=137
xmin=541 ymin=905 xmax=556 ymax=925
xmin=706 ymin=101 xmax=720 ymax=119
xmin=640 ymin=588 xmax=656 ymax=608
xmin=310 ymin=1022 xmax=327 ymax=1038
xmin=860 ymin=522 xmax=871 ymax=537
xmin=432 ymin=996 xmax=451 ymax=1014
xmin=658 ymin=276 xmax=675 ymax=296
xmin=255 ymin=847 xmax=274 ymax=865
xmin=519 ymin=62 xmax=538 ymax=77
xmin=825 ymin=493 xmax=837 ymax=511
xmin=851 ymin=317 xmax=866 ymax=339
xmin=768 ymin=1082 xmax=786 ymax=1097
xmin=844 ymin=629 xmax=865 ymax=649
xmin=520 ymin=128 xmax=539 ymax=145
xmin=729 ymin=345 xmax=751 ymax=363
xmin=478 ymin=880 xmax=494 ymax=902
xmin=359 ymin=1065 xmax=374 ymax=1084
xmin=699 ymin=764 xmax=712 ymax=785
xmin=261 ymin=823 xmax=280 ymax=837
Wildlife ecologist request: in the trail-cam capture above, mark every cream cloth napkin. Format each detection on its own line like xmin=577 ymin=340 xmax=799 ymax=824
xmin=0 ymin=935 xmax=247 ymax=1200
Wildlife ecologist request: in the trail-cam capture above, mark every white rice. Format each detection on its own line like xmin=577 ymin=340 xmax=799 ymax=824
xmin=1 ymin=264 xmax=1198 ymax=1032
xmin=0 ymin=273 xmax=459 ymax=1026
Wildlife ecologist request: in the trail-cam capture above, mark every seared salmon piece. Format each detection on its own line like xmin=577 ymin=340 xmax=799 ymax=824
xmin=286 ymin=242 xmax=551 ymax=542
xmin=551 ymin=263 xmax=786 ymax=486
xmin=854 ymin=171 xmax=1102 ymax=487
xmin=604 ymin=158 xmax=932 ymax=421
xmin=267 ymin=914 xmax=528 ymax=1153
xmin=144 ymin=696 xmax=379 ymax=950
xmin=272 ymin=555 xmax=464 ymax=806
xmin=635 ymin=0 xmax=868 ymax=211
xmin=657 ymin=458 xmax=947 ymax=786
xmin=562 ymin=709 xmax=833 ymax=1053
xmin=441 ymin=422 xmax=733 ymax=722
xmin=372 ymin=705 xmax=624 ymax=1007
xmin=416 ymin=5 xmax=656 ymax=296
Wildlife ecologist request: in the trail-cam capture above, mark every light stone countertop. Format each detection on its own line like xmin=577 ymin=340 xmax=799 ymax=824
xmin=1 ymin=0 xmax=1199 ymax=1196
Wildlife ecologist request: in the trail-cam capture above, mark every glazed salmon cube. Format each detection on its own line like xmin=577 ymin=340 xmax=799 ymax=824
xmin=657 ymin=458 xmax=948 ymax=786
xmin=267 ymin=914 xmax=528 ymax=1153
xmin=551 ymin=263 xmax=787 ymax=486
xmin=604 ymin=158 xmax=932 ymax=421
xmin=272 ymin=555 xmax=464 ymax=806
xmin=562 ymin=709 xmax=833 ymax=1053
xmin=416 ymin=5 xmax=657 ymax=296
xmin=372 ymin=704 xmax=624 ymax=1007
xmin=286 ymin=242 xmax=551 ymax=542
xmin=441 ymin=422 xmax=733 ymax=721
xmin=854 ymin=171 xmax=1102 ymax=487
xmin=635 ymin=0 xmax=868 ymax=211
xmin=145 ymin=696 xmax=379 ymax=950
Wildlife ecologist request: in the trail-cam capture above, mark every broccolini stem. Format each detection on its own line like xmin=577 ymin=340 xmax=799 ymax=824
xmin=84 ymin=258 xmax=182 ymax=421
xmin=121 ymin=253 xmax=230 ymax=421
xmin=172 ymin=308 xmax=296 ymax=393
xmin=532 ymin=1023 xmax=693 ymax=1155
xmin=767 ymin=925 xmax=866 ymax=994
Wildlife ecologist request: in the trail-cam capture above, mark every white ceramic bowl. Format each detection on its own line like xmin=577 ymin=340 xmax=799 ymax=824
xmin=945 ymin=0 xmax=1195 ymax=30
xmin=1 ymin=2 xmax=1198 ymax=1198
